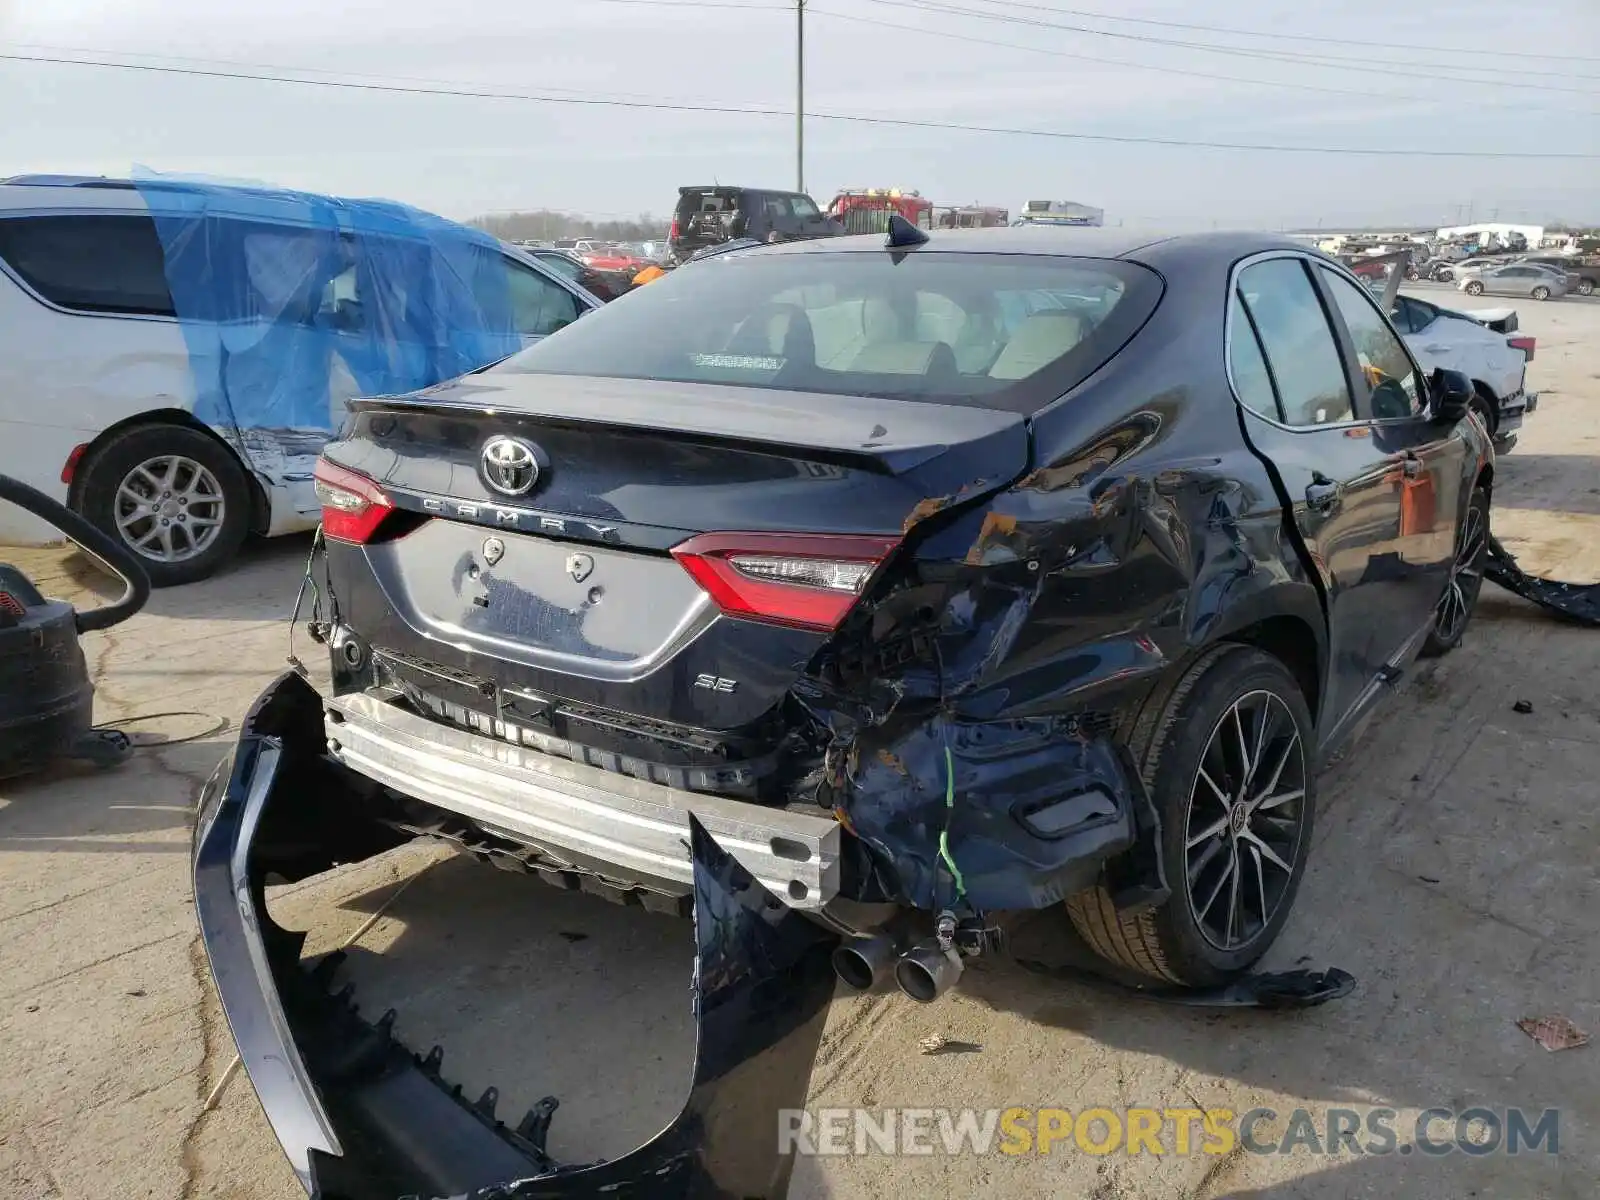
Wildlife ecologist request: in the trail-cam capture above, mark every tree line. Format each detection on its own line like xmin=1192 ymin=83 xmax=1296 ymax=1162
xmin=471 ymin=210 xmax=669 ymax=242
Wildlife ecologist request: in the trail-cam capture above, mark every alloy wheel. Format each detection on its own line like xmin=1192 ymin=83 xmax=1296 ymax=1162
xmin=114 ymin=454 xmax=227 ymax=563
xmin=1181 ymin=690 xmax=1308 ymax=952
xmin=1435 ymin=500 xmax=1487 ymax=644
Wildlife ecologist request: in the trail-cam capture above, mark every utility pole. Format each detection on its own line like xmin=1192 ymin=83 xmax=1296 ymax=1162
xmin=796 ymin=0 xmax=806 ymax=194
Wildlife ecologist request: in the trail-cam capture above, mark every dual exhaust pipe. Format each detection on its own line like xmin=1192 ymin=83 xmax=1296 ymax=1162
xmin=831 ymin=933 xmax=963 ymax=1004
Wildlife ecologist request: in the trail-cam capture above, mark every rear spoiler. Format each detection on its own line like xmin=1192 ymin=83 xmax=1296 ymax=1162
xmin=1463 ymin=307 xmax=1519 ymax=335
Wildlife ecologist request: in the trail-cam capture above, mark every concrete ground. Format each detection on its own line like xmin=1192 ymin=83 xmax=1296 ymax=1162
xmin=2 ymin=290 xmax=1597 ymax=1200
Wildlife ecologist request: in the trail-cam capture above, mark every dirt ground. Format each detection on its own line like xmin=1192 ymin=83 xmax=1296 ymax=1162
xmin=2 ymin=288 xmax=1597 ymax=1200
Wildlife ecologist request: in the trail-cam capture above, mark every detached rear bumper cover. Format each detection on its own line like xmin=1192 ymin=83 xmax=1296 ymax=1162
xmin=194 ymin=671 xmax=840 ymax=1199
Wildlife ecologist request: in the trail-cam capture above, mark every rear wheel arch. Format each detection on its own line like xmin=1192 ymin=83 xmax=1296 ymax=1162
xmin=68 ymin=409 xmax=269 ymax=533
xmin=1190 ymin=581 xmax=1326 ymax=726
xmin=1219 ymin=614 xmax=1323 ymax=726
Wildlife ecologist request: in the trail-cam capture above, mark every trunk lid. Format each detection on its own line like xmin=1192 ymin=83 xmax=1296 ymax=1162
xmin=320 ymin=373 xmax=1028 ymax=786
xmin=331 ymin=372 xmax=1027 ymax=541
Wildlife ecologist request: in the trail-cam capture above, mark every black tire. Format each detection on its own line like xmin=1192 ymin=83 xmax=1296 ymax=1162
xmin=1531 ymin=286 xmax=1551 ymax=301
xmin=1066 ymin=645 xmax=1316 ymax=987
xmin=73 ymin=423 xmax=253 ymax=588
xmin=1420 ymin=486 xmax=1489 ymax=659
xmin=1578 ymin=279 xmax=1595 ymax=297
xmin=1468 ymin=393 xmax=1497 ymax=438
xmin=1465 ymin=281 xmax=1485 ymax=295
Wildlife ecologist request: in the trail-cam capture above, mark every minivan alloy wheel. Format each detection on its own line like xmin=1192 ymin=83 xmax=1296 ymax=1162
xmin=114 ymin=454 xmax=226 ymax=563
xmin=1182 ymin=690 xmax=1308 ymax=952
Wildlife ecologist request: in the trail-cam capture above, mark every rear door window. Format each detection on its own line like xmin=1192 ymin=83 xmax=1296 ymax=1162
xmin=1236 ymin=258 xmax=1354 ymax=427
xmin=0 ymin=214 xmax=176 ymax=316
xmin=1318 ymin=268 xmax=1423 ymax=419
xmin=502 ymin=257 xmax=580 ymax=337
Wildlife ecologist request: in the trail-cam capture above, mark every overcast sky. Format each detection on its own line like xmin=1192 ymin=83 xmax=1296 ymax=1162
xmin=2 ymin=0 xmax=1596 ymax=228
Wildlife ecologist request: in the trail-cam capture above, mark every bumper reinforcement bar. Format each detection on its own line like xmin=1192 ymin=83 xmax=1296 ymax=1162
xmin=324 ymin=691 xmax=842 ymax=910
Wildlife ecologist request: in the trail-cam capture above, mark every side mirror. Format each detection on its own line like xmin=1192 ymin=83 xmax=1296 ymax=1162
xmin=1428 ymin=367 xmax=1472 ymax=423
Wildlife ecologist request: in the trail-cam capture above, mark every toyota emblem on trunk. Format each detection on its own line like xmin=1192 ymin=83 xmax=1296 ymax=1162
xmin=480 ymin=436 xmax=541 ymax=496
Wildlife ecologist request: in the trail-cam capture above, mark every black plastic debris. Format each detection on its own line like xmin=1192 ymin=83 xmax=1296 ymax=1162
xmin=1512 ymin=699 xmax=1534 ymax=715
xmin=1014 ymin=959 xmax=1356 ymax=1010
xmin=1485 ymin=535 xmax=1600 ymax=626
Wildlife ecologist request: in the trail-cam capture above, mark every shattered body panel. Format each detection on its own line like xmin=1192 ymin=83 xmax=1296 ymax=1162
xmin=194 ymin=671 xmax=839 ymax=1199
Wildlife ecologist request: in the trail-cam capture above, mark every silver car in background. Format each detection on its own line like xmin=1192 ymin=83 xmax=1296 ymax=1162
xmin=1457 ymin=262 xmax=1571 ymax=300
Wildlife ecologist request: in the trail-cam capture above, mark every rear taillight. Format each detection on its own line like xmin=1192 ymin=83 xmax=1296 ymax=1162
xmin=671 ymin=532 xmax=900 ymax=632
xmin=1508 ymin=336 xmax=1536 ymax=361
xmin=0 ymin=591 xmax=24 ymax=619
xmin=668 ymin=219 xmax=680 ymax=240
xmin=313 ymin=458 xmax=394 ymax=544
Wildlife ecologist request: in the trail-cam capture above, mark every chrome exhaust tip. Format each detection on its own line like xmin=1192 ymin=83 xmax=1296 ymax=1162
xmin=831 ymin=934 xmax=898 ymax=991
xmin=893 ymin=940 xmax=964 ymax=1004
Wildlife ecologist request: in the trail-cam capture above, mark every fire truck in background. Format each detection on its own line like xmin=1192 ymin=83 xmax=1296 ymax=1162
xmin=933 ymin=204 xmax=1010 ymax=229
xmin=825 ymin=188 xmax=934 ymax=234
xmin=1013 ymin=199 xmax=1105 ymax=227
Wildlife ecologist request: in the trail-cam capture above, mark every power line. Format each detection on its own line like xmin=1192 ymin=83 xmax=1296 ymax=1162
xmin=863 ymin=0 xmax=1600 ymax=95
xmin=4 ymin=52 xmax=1597 ymax=159
xmin=2 ymin=41 xmax=752 ymax=110
xmin=811 ymin=7 xmax=1600 ymax=116
xmin=958 ymin=0 xmax=1600 ymax=67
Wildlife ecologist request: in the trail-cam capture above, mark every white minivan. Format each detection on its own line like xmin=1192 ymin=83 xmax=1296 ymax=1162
xmin=0 ymin=176 xmax=600 ymax=585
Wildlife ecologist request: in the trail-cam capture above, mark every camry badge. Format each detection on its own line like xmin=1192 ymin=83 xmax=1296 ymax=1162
xmin=566 ymin=552 xmax=595 ymax=583
xmin=481 ymin=436 xmax=541 ymax=497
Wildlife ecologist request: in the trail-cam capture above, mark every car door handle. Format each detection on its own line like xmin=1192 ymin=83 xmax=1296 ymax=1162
xmin=1422 ymin=344 xmax=1451 ymax=353
xmin=1305 ymin=479 xmax=1340 ymax=513
xmin=1402 ymin=455 xmax=1422 ymax=479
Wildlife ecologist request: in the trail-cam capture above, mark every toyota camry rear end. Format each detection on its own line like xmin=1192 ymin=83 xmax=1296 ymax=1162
xmin=304 ymin=232 xmax=1179 ymax=962
xmin=200 ymin=227 xmax=1449 ymax=1194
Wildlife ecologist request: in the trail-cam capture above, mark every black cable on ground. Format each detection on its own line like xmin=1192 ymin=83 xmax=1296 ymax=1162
xmin=96 ymin=710 xmax=231 ymax=748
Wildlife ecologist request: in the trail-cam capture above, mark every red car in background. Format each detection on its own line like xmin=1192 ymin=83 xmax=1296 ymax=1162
xmin=578 ymin=242 xmax=646 ymax=272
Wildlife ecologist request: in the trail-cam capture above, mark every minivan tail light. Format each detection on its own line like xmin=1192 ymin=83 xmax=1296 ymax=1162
xmin=671 ymin=532 xmax=901 ymax=632
xmin=1508 ymin=336 xmax=1536 ymax=361
xmin=313 ymin=458 xmax=394 ymax=544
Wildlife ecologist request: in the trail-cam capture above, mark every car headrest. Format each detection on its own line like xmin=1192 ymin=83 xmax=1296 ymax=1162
xmin=727 ymin=304 xmax=815 ymax=365
xmin=861 ymin=296 xmax=902 ymax=343
xmin=847 ymin=340 xmax=956 ymax=378
xmin=989 ymin=310 xmax=1085 ymax=380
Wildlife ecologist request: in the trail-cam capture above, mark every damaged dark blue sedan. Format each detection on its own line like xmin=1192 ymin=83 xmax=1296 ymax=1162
xmin=195 ymin=223 xmax=1493 ymax=1197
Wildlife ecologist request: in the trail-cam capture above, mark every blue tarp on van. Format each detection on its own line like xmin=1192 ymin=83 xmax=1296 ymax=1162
xmin=131 ymin=170 xmax=520 ymax=486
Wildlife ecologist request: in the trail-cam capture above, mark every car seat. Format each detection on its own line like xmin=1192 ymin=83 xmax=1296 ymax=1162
xmin=988 ymin=310 xmax=1085 ymax=380
xmin=725 ymin=303 xmax=816 ymax=374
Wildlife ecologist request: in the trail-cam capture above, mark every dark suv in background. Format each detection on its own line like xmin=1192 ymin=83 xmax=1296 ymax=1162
xmin=668 ymin=185 xmax=844 ymax=262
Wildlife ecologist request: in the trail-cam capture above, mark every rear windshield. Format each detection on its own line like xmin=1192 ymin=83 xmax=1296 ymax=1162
xmin=492 ymin=250 xmax=1161 ymax=413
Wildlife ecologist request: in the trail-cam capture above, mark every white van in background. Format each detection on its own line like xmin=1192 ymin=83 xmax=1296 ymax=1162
xmin=0 ymin=177 xmax=598 ymax=585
